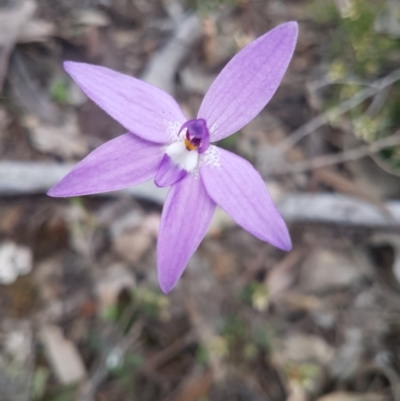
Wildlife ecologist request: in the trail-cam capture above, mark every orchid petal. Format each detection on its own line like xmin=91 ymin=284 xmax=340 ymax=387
xmin=64 ymin=62 xmax=186 ymax=144
xmin=48 ymin=133 xmax=163 ymax=197
xmin=200 ymin=147 xmax=291 ymax=251
xmin=197 ymin=22 xmax=298 ymax=142
xmin=157 ymin=174 xmax=216 ymax=293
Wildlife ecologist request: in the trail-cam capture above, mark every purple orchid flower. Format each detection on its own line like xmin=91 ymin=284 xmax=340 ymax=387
xmin=48 ymin=22 xmax=298 ymax=294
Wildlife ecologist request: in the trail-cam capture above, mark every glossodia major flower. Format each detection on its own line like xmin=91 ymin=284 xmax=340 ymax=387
xmin=48 ymin=21 xmax=298 ymax=294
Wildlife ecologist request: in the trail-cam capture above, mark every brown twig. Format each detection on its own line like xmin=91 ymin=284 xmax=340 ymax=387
xmin=277 ymin=68 xmax=400 ymax=154
xmin=277 ymin=131 xmax=400 ymax=174
xmin=266 ymin=248 xmax=307 ymax=300
xmin=142 ymin=331 xmax=196 ymax=373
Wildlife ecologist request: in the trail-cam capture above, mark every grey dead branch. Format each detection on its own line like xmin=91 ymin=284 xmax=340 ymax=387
xmin=2 ymin=161 xmax=400 ymax=230
xmin=2 ymin=161 xmax=400 ymax=229
xmin=0 ymin=0 xmax=36 ymax=92
xmin=0 ymin=0 xmax=54 ymax=92
xmin=279 ymin=193 xmax=400 ymax=227
xmin=0 ymin=161 xmax=168 ymax=203
xmin=179 ymin=65 xmax=215 ymax=94
xmin=141 ymin=12 xmax=202 ymax=95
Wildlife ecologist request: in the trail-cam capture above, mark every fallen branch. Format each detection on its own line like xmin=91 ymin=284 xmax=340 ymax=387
xmin=2 ymin=162 xmax=400 ymax=228
xmin=0 ymin=161 xmax=168 ymax=204
xmin=278 ymin=193 xmax=400 ymax=227
xmin=141 ymin=12 xmax=202 ymax=95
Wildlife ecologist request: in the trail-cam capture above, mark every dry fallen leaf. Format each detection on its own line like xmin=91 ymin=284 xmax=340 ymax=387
xmin=17 ymin=18 xmax=55 ymax=43
xmin=299 ymin=248 xmax=371 ymax=292
xmin=24 ymin=114 xmax=88 ymax=158
xmin=41 ymin=324 xmax=87 ymax=385
xmin=318 ymin=392 xmax=385 ymax=401
xmin=95 ymin=263 xmax=136 ymax=313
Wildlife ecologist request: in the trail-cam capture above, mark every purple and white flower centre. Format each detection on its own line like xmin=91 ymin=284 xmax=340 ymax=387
xmin=155 ymin=119 xmax=210 ymax=188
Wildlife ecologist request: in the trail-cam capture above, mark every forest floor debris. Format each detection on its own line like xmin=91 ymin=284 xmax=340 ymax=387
xmin=1 ymin=0 xmax=400 ymax=400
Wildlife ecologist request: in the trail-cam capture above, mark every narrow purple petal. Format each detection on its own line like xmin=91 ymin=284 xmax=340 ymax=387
xmin=197 ymin=22 xmax=298 ymax=142
xmin=154 ymin=154 xmax=187 ymax=188
xmin=157 ymin=174 xmax=216 ymax=293
xmin=48 ymin=133 xmax=163 ymax=197
xmin=64 ymin=62 xmax=186 ymax=144
xmin=200 ymin=147 xmax=291 ymax=251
